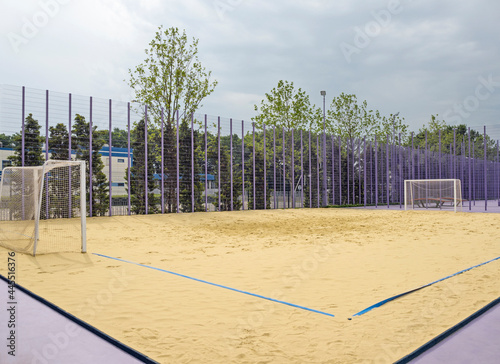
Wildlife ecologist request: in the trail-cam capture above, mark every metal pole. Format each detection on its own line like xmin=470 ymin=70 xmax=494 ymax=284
xmin=291 ymin=129 xmax=295 ymax=208
xmin=273 ymin=126 xmax=276 ymax=209
xmin=191 ymin=114 xmax=195 ymax=212
xmin=321 ymin=91 xmax=327 ymax=206
xmin=386 ymin=135 xmax=389 ymax=208
xmin=89 ymin=96 xmax=93 ymax=217
xmin=484 ymin=126 xmax=487 ymax=211
xmin=253 ymin=122 xmax=256 ymax=210
xmin=230 ymin=118 xmax=233 ymax=211
xmin=375 ymin=136 xmax=378 ymax=207
xmin=161 ymin=109 xmax=164 ymax=214
xmin=176 ymin=110 xmax=179 ymax=213
xmin=263 ymin=124 xmax=266 ymax=209
xmin=108 ymin=99 xmax=112 ymax=216
xmin=242 ymin=120 xmax=245 ymax=210
xmin=145 ymin=105 xmax=148 ymax=214
xmin=205 ymin=115 xmax=208 ymax=211
xmin=283 ymin=127 xmax=286 ymax=209
xmin=127 ymin=103 xmax=131 ymax=215
xmin=218 ymin=117 xmax=221 ymax=211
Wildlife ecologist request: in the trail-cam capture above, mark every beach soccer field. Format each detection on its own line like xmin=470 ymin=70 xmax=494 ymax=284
xmin=0 ymin=208 xmax=499 ymax=363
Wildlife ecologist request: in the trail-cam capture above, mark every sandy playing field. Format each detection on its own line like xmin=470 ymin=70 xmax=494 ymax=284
xmin=1 ymin=208 xmax=500 ymax=363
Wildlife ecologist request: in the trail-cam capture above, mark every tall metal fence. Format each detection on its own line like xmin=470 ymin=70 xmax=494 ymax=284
xmin=1 ymin=84 xmax=499 ymax=215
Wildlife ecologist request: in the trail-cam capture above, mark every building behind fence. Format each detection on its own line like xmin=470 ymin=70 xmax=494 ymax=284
xmin=1 ymin=84 xmax=499 ymax=215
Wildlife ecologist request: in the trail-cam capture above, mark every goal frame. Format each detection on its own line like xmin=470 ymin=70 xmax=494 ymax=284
xmin=404 ymin=179 xmax=462 ymax=213
xmin=0 ymin=160 xmax=86 ymax=255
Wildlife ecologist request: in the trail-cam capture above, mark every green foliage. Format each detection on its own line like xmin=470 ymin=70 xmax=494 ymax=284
xmin=0 ymin=133 xmax=16 ymax=148
xmin=127 ymin=26 xmax=217 ymax=126
xmin=128 ymin=119 xmax=159 ymax=214
xmin=253 ymin=80 xmax=321 ymax=131
xmin=412 ymin=115 xmax=496 ymax=158
xmin=111 ymin=127 xmax=128 ymax=148
xmin=8 ymin=113 xmax=44 ymax=166
xmin=72 ymin=114 xmax=109 ymax=216
xmin=178 ymin=119 xmax=204 ymax=212
xmin=326 ymin=93 xmax=380 ymax=142
xmin=48 ymin=123 xmax=70 ymax=160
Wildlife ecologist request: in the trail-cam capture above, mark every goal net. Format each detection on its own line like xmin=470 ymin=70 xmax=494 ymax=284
xmin=404 ymin=179 xmax=462 ymax=212
xmin=0 ymin=160 xmax=86 ymax=255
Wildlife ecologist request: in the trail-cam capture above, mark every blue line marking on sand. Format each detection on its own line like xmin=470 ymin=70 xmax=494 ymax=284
xmin=352 ymin=255 xmax=500 ymax=317
xmin=93 ymin=253 xmax=335 ymax=318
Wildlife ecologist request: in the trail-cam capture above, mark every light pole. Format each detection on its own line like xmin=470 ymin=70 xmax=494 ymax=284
xmin=321 ymin=91 xmax=327 ymax=206
xmin=392 ymin=112 xmax=400 ymax=144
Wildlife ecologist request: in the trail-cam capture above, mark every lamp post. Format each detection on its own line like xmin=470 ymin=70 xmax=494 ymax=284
xmin=321 ymin=90 xmax=327 ymax=206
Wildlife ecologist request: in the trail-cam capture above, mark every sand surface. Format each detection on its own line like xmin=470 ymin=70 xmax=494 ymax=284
xmin=1 ymin=208 xmax=499 ymax=363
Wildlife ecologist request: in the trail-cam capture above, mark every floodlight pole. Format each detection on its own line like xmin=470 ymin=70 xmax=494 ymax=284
xmin=321 ymin=90 xmax=327 ymax=207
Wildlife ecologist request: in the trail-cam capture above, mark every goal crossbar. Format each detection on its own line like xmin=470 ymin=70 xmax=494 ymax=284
xmin=0 ymin=160 xmax=86 ymax=255
xmin=404 ymin=179 xmax=462 ymax=213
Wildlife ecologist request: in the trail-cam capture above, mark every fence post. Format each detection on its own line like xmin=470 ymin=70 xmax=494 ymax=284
xmin=127 ymin=103 xmax=131 ymax=215
xmin=176 ymin=110 xmax=179 ymax=213
xmin=484 ymin=126 xmax=487 ymax=211
xmin=242 ymin=120 xmax=245 ymax=210
xmin=109 ymin=99 xmax=113 ymax=216
xmin=145 ymin=105 xmax=148 ymax=214
xmin=263 ymin=124 xmax=266 ymax=209
xmin=230 ymin=118 xmax=233 ymax=211
xmin=89 ymin=96 xmax=93 ymax=217
xmin=160 ymin=109 xmax=164 ymax=214
xmin=191 ymin=114 xmax=195 ymax=212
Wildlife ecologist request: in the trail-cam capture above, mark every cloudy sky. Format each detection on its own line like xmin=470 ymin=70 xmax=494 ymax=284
xmin=1 ymin=0 xmax=499 ymax=135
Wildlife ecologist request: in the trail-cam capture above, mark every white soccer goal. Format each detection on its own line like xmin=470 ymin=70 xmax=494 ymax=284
xmin=0 ymin=160 xmax=86 ymax=255
xmin=404 ymin=179 xmax=463 ymax=213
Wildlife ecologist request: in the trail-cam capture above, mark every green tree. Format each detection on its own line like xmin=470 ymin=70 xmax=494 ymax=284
xmin=128 ymin=119 xmax=159 ymax=214
xmin=128 ymin=26 xmax=217 ymax=213
xmin=48 ymin=123 xmax=70 ymax=160
xmin=111 ymin=127 xmax=128 ymax=148
xmin=0 ymin=133 xmax=16 ymax=148
xmin=8 ymin=113 xmax=44 ymax=166
xmin=72 ymin=114 xmax=109 ymax=216
xmin=253 ymin=80 xmax=320 ymax=131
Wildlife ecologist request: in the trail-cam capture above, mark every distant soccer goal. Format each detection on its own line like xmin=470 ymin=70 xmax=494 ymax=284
xmin=404 ymin=179 xmax=462 ymax=213
xmin=0 ymin=160 xmax=86 ymax=255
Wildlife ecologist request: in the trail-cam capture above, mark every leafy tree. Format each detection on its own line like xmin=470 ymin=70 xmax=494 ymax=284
xmin=72 ymin=114 xmax=109 ymax=216
xmin=128 ymin=119 xmax=159 ymax=214
xmin=111 ymin=127 xmax=128 ymax=148
xmin=0 ymin=133 xmax=16 ymax=148
xmin=326 ymin=93 xmax=380 ymax=141
xmin=253 ymin=80 xmax=320 ymax=131
xmin=8 ymin=113 xmax=44 ymax=166
xmin=412 ymin=115 xmax=495 ymax=158
xmin=48 ymin=123 xmax=70 ymax=160
xmin=127 ymin=26 xmax=217 ymax=213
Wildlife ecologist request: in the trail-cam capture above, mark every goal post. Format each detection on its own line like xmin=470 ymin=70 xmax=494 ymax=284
xmin=404 ymin=179 xmax=462 ymax=212
xmin=0 ymin=160 xmax=86 ymax=255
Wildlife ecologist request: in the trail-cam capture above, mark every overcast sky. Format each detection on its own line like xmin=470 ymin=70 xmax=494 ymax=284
xmin=1 ymin=0 xmax=499 ymax=135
